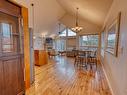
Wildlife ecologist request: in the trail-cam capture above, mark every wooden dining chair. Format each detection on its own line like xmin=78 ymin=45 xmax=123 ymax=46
xmin=74 ymin=55 xmax=82 ymax=66
xmin=87 ymin=51 xmax=97 ymax=70
xmin=74 ymin=51 xmax=87 ymax=69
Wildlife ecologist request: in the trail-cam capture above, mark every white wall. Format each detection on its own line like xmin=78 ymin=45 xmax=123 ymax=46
xmin=102 ymin=0 xmax=127 ymax=95
xmin=30 ymin=0 xmax=65 ymax=36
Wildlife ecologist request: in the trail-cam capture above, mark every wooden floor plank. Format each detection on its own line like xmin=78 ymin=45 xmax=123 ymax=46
xmin=26 ymin=56 xmax=112 ymax=95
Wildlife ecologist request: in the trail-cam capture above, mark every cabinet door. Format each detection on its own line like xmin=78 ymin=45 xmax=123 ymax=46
xmin=0 ymin=61 xmax=4 ymax=95
xmin=3 ymin=57 xmax=24 ymax=95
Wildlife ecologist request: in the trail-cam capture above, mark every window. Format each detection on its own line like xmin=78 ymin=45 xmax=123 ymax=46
xmin=80 ymin=35 xmax=99 ymax=47
xmin=57 ymin=28 xmax=76 ymax=51
xmin=59 ymin=29 xmax=76 ymax=37
xmin=101 ymin=32 xmax=105 ymax=57
xmin=59 ymin=29 xmax=66 ymax=37
xmin=1 ymin=23 xmax=13 ymax=52
xmin=55 ymin=38 xmax=66 ymax=51
xmin=68 ymin=29 xmax=76 ymax=36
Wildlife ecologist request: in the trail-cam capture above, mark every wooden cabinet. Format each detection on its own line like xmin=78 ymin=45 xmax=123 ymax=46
xmin=34 ymin=50 xmax=48 ymax=66
xmin=0 ymin=61 xmax=4 ymax=95
xmin=0 ymin=1 xmax=25 ymax=95
xmin=3 ymin=57 xmax=24 ymax=95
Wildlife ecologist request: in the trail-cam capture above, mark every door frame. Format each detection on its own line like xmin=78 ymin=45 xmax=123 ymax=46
xmin=8 ymin=0 xmax=31 ymax=89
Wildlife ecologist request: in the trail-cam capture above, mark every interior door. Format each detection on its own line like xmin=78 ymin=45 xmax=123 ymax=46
xmin=0 ymin=8 xmax=24 ymax=95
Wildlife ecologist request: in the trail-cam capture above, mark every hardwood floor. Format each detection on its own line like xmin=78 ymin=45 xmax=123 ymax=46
xmin=26 ymin=56 xmax=112 ymax=95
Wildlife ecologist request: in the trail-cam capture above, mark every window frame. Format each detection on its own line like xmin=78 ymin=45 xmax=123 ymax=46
xmin=80 ymin=34 xmax=99 ymax=48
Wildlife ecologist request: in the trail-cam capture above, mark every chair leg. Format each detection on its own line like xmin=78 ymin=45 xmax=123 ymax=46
xmin=81 ymin=58 xmax=83 ymax=67
xmin=74 ymin=59 xmax=76 ymax=66
xmin=85 ymin=62 xmax=87 ymax=70
xmin=90 ymin=64 xmax=92 ymax=70
xmin=74 ymin=58 xmax=77 ymax=66
xmin=96 ymin=59 xmax=97 ymax=70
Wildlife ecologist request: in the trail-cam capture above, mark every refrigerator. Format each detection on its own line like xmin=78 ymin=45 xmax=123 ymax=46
xmin=29 ymin=28 xmax=35 ymax=84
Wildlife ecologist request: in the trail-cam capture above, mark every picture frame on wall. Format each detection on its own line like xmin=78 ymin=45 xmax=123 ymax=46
xmin=106 ymin=12 xmax=121 ymax=57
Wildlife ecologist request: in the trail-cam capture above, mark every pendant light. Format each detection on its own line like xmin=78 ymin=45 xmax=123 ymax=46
xmin=71 ymin=8 xmax=83 ymax=33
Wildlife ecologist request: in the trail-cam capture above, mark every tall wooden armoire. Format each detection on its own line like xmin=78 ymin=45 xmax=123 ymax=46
xmin=0 ymin=0 xmax=25 ymax=95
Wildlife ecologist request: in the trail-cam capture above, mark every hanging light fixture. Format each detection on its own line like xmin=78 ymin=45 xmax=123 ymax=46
xmin=71 ymin=8 xmax=83 ymax=33
xmin=58 ymin=23 xmax=61 ymax=34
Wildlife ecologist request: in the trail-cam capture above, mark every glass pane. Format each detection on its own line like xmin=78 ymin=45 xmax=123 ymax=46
xmin=55 ymin=39 xmax=66 ymax=51
xmin=1 ymin=23 xmax=13 ymax=53
xmin=101 ymin=32 xmax=105 ymax=57
xmin=59 ymin=29 xmax=66 ymax=37
xmin=82 ymin=36 xmax=88 ymax=46
xmin=68 ymin=29 xmax=76 ymax=36
xmin=3 ymin=45 xmax=13 ymax=52
xmin=81 ymin=35 xmax=99 ymax=47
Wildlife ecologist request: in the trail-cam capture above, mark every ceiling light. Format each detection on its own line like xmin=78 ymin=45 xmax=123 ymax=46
xmin=71 ymin=8 xmax=83 ymax=33
xmin=33 ymin=36 xmax=36 ymax=39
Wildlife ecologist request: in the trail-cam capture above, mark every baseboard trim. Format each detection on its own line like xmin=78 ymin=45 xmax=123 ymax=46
xmin=100 ymin=61 xmax=114 ymax=95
